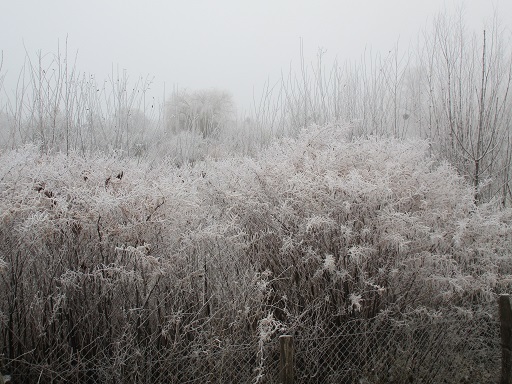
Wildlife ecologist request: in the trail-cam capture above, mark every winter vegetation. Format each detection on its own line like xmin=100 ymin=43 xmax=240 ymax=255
xmin=0 ymin=9 xmax=511 ymax=383
xmin=1 ymin=126 xmax=511 ymax=381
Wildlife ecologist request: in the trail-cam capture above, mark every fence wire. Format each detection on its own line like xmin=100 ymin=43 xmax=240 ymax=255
xmin=292 ymin=312 xmax=499 ymax=384
xmin=1 ymin=310 xmax=500 ymax=383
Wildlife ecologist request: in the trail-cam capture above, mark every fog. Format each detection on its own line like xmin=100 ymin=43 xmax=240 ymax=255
xmin=2 ymin=3 xmax=512 ymax=382
xmin=2 ymin=0 xmax=511 ymax=113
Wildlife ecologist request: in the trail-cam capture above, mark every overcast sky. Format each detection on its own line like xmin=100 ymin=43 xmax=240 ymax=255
xmin=1 ymin=0 xmax=511 ymax=113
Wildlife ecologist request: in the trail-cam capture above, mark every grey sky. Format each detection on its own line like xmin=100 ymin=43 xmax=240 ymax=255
xmin=1 ymin=0 xmax=511 ymax=113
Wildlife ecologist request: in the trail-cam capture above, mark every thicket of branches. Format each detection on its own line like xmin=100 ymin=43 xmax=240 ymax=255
xmin=0 ymin=44 xmax=161 ymax=156
xmin=1 ymin=12 xmax=510 ymax=205
xmin=255 ymin=13 xmax=512 ymax=206
xmin=0 ymin=50 xmax=267 ymax=167
xmin=1 ymin=125 xmax=511 ymax=381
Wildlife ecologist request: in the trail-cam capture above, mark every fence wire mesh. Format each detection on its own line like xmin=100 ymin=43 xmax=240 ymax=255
xmin=292 ymin=312 xmax=499 ymax=383
xmin=1 ymin=309 xmax=501 ymax=383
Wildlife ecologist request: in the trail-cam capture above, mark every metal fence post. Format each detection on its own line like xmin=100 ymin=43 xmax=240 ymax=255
xmin=280 ymin=335 xmax=294 ymax=384
xmin=500 ymin=294 xmax=512 ymax=384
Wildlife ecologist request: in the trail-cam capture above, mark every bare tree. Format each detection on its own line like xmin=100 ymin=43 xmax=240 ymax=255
xmin=419 ymin=12 xmax=512 ymax=203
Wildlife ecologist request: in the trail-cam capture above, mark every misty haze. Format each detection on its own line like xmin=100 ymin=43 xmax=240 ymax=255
xmin=1 ymin=1 xmax=512 ymax=383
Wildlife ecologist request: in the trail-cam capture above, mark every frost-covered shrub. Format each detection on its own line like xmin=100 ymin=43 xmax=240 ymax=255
xmin=0 ymin=125 xmax=510 ymax=381
xmin=200 ymin=125 xmax=512 ymax=324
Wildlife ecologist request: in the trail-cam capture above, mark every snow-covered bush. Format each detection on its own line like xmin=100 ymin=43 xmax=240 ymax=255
xmin=201 ymin=125 xmax=512 ymax=323
xmin=0 ymin=124 xmax=510 ymax=381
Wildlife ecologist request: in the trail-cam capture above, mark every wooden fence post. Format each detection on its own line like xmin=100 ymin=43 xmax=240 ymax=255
xmin=279 ymin=335 xmax=294 ymax=384
xmin=500 ymin=294 xmax=512 ymax=384
xmin=0 ymin=353 xmax=4 ymax=384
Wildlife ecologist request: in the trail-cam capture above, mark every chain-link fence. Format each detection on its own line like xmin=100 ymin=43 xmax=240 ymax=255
xmin=291 ymin=312 xmax=500 ymax=383
xmin=1 ymin=308 xmax=501 ymax=384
